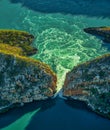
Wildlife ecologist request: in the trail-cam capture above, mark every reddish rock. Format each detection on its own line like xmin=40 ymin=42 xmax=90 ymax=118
xmin=63 ymin=53 xmax=110 ymax=119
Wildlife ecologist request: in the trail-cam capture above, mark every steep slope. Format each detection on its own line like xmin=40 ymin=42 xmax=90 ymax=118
xmin=0 ymin=30 xmax=57 ymax=113
xmin=63 ymin=53 xmax=110 ymax=119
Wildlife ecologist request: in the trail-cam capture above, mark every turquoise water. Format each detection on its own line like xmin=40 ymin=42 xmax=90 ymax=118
xmin=1 ymin=0 xmax=110 ymax=91
xmin=1 ymin=108 xmax=40 ymax=130
xmin=0 ymin=0 xmax=110 ymax=129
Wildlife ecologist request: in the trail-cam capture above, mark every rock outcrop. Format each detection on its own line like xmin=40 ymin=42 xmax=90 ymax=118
xmin=84 ymin=26 xmax=110 ymax=43
xmin=0 ymin=30 xmax=57 ymax=113
xmin=0 ymin=29 xmax=37 ymax=56
xmin=0 ymin=45 xmax=57 ymax=112
xmin=63 ymin=53 xmax=110 ymax=119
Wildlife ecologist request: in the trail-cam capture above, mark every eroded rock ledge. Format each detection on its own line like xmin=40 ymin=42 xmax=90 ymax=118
xmin=63 ymin=53 xmax=110 ymax=119
xmin=84 ymin=26 xmax=110 ymax=43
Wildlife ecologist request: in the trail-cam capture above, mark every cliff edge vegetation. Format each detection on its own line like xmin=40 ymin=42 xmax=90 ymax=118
xmin=0 ymin=29 xmax=57 ymax=113
xmin=0 ymin=29 xmax=37 ymax=56
xmin=63 ymin=53 xmax=110 ymax=119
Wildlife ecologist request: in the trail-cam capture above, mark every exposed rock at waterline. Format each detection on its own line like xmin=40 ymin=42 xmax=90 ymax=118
xmin=84 ymin=26 xmax=110 ymax=43
xmin=0 ymin=30 xmax=57 ymax=113
xmin=63 ymin=53 xmax=110 ymax=119
xmin=0 ymin=48 xmax=57 ymax=112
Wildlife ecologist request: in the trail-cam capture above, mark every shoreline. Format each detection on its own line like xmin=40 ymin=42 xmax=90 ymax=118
xmin=65 ymin=96 xmax=110 ymax=120
xmin=0 ymin=95 xmax=110 ymax=121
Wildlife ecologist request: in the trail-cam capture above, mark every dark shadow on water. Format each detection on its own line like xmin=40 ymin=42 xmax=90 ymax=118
xmin=25 ymin=98 xmax=110 ymax=130
xmin=65 ymin=98 xmax=110 ymax=121
xmin=84 ymin=32 xmax=110 ymax=51
xmin=26 ymin=98 xmax=92 ymax=130
xmin=102 ymin=42 xmax=110 ymax=51
xmin=9 ymin=0 xmax=110 ymax=17
xmin=0 ymin=98 xmax=56 ymax=129
xmin=65 ymin=98 xmax=91 ymax=112
xmin=1 ymin=98 xmax=110 ymax=130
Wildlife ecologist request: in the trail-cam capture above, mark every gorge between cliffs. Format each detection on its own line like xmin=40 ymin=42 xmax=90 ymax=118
xmin=1 ymin=0 xmax=110 ymax=130
xmin=1 ymin=27 xmax=110 ymax=120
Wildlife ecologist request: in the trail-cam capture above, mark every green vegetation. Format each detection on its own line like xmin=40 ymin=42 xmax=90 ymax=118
xmin=0 ymin=29 xmax=56 ymax=91
xmin=0 ymin=29 xmax=57 ymax=112
xmin=0 ymin=47 xmax=56 ymax=81
xmin=0 ymin=29 xmax=37 ymax=56
xmin=0 ymin=43 xmax=23 ymax=56
xmin=63 ymin=46 xmax=110 ymax=119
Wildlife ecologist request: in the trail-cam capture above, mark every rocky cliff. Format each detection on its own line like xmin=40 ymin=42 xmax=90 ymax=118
xmin=84 ymin=26 xmax=110 ymax=43
xmin=63 ymin=53 xmax=110 ymax=119
xmin=0 ymin=30 xmax=57 ymax=113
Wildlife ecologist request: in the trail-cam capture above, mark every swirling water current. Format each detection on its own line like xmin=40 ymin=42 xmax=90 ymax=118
xmin=1 ymin=0 xmax=110 ymax=92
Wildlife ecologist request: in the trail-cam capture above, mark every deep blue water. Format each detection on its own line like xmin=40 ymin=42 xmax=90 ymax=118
xmin=9 ymin=0 xmax=110 ymax=17
xmin=0 ymin=98 xmax=110 ymax=130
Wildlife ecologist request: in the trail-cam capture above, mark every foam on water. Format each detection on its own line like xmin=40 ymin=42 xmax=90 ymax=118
xmin=0 ymin=0 xmax=110 ymax=92
xmin=1 ymin=0 xmax=110 ymax=129
xmin=24 ymin=13 xmax=110 ymax=91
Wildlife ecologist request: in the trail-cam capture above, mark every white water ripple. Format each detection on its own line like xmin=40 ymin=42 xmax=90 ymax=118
xmin=27 ymin=15 xmax=110 ymax=92
xmin=0 ymin=0 xmax=110 ymax=92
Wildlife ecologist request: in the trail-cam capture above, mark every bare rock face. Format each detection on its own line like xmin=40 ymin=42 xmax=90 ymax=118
xmin=0 ymin=51 xmax=57 ymax=111
xmin=84 ymin=26 xmax=110 ymax=43
xmin=63 ymin=54 xmax=110 ymax=119
xmin=0 ymin=30 xmax=57 ymax=113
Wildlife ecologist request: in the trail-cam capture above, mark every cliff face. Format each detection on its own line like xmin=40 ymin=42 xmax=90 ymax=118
xmin=0 ymin=49 xmax=56 ymax=105
xmin=0 ymin=30 xmax=57 ymax=112
xmin=63 ymin=54 xmax=110 ymax=119
xmin=84 ymin=26 xmax=110 ymax=43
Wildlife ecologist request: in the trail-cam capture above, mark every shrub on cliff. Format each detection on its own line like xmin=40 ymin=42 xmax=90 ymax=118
xmin=0 ymin=29 xmax=37 ymax=56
